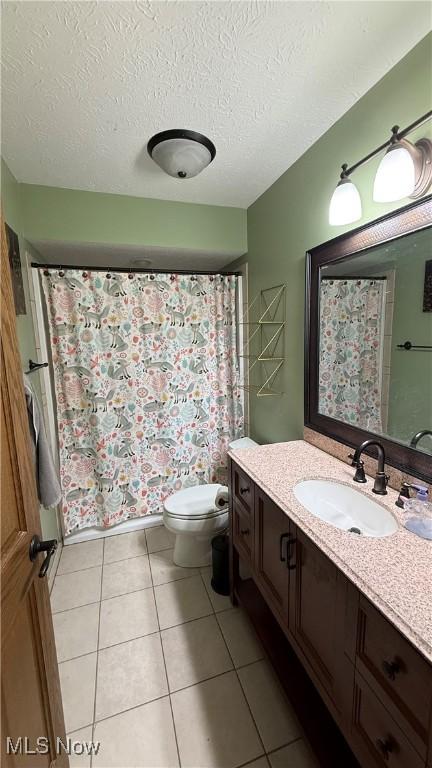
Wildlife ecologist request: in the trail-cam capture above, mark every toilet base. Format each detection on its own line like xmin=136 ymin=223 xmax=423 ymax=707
xmin=173 ymin=533 xmax=213 ymax=568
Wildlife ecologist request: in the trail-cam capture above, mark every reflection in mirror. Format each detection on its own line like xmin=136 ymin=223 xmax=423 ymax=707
xmin=318 ymin=227 xmax=432 ymax=455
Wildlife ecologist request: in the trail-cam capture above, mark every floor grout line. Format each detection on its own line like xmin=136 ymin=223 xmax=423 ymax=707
xmin=55 ymin=534 xmax=306 ymax=766
xmin=52 ymin=566 xmax=219 ymax=615
xmin=56 ymin=553 xmax=103 ymax=578
xmin=57 ymin=606 xmax=238 ymax=663
xmin=90 ymin=538 xmax=104 ymax=768
xmin=210 ymin=579 xmax=267 ymax=761
xmin=149 ymin=542 xmax=182 ymax=768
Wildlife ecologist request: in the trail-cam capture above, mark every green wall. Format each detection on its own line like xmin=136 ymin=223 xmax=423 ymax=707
xmin=1 ymin=160 xmax=247 ymax=542
xmin=1 ymin=159 xmax=39 ymax=371
xmin=245 ymin=33 xmax=432 ymax=444
xmin=1 ymin=159 xmax=60 ymax=541
xmin=388 ymin=248 xmax=432 ymax=445
xmin=20 ymin=184 xmax=247 ymax=256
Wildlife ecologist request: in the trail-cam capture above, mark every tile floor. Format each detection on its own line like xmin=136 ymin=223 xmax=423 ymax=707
xmin=51 ymin=526 xmax=320 ymax=768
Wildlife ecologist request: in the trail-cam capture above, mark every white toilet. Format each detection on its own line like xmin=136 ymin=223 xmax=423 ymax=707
xmin=163 ymin=437 xmax=258 ymax=567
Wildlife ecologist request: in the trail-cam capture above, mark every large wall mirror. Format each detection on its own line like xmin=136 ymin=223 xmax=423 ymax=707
xmin=305 ymin=196 xmax=432 ymax=482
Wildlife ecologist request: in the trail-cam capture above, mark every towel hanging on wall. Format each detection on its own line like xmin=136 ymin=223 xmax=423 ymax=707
xmin=23 ymin=374 xmax=61 ymax=508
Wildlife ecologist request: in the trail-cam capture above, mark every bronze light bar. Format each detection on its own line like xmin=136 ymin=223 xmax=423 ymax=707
xmin=339 ymin=110 xmax=432 ymax=179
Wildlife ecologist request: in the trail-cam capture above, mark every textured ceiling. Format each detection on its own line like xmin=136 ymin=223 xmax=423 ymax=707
xmin=1 ymin=1 xmax=430 ymax=208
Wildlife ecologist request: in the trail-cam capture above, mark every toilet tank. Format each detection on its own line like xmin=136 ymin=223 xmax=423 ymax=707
xmin=228 ymin=437 xmax=258 ymax=450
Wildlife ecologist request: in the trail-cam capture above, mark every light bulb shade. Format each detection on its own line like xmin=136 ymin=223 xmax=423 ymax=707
xmin=329 ymin=177 xmax=362 ymax=226
xmin=373 ymin=141 xmax=416 ymax=202
xmin=148 ymin=129 xmax=216 ymax=179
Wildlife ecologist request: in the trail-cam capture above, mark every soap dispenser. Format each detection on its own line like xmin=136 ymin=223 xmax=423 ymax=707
xmin=403 ymin=486 xmax=432 ymax=540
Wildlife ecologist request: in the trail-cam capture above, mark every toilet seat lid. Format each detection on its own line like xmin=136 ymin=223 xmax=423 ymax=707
xmin=164 ymin=484 xmax=228 ymax=519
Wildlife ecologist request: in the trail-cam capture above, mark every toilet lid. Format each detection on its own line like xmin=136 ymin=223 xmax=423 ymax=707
xmin=164 ymin=484 xmax=228 ymax=519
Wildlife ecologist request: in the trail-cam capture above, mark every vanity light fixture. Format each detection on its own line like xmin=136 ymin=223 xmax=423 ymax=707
xmin=147 ymin=129 xmax=216 ymax=179
xmin=329 ymin=164 xmax=362 ymax=226
xmin=373 ymin=126 xmax=432 ymax=202
xmin=329 ymin=111 xmax=432 ymax=226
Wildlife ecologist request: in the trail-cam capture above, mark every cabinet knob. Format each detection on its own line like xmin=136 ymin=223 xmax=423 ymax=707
xmin=382 ymin=658 xmax=400 ymax=681
xmin=240 ymin=528 xmax=250 ymax=536
xmin=239 ymin=487 xmax=249 ymax=495
xmin=376 ymin=737 xmax=394 ymax=761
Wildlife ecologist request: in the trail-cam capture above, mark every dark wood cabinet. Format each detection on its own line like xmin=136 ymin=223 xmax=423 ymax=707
xmin=229 ymin=458 xmax=432 ymax=768
xmin=355 ymin=597 xmax=432 ymax=760
xmin=232 ymin=463 xmax=253 ymax=513
xmin=232 ymin=500 xmax=254 ymax=566
xmin=288 ymin=526 xmax=352 ymax=725
xmin=254 ymin=486 xmax=291 ymax=624
xmin=351 ymin=671 xmax=424 ymax=768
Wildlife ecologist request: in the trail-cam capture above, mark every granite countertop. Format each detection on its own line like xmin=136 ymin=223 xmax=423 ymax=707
xmin=228 ymin=440 xmax=432 ymax=663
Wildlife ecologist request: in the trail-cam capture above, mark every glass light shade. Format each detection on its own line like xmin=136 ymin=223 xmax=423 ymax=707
xmin=329 ymin=178 xmax=362 ymax=226
xmin=373 ymin=143 xmax=416 ymax=202
xmin=151 ymin=138 xmax=212 ymax=179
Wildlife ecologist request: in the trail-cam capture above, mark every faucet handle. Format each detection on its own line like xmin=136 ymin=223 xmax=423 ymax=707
xmin=348 ymin=455 xmax=367 ymax=483
xmin=395 ymin=482 xmax=413 ymax=508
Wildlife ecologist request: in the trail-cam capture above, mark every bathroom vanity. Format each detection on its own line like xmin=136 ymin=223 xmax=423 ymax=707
xmin=228 ymin=441 xmax=432 ymax=768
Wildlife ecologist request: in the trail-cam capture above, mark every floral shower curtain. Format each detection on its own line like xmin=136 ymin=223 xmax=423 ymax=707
xmin=42 ymin=269 xmax=243 ymax=535
xmin=319 ymin=278 xmax=386 ymax=432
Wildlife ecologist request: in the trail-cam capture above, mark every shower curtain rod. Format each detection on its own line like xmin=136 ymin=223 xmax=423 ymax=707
xmin=31 ymin=263 xmax=241 ymax=277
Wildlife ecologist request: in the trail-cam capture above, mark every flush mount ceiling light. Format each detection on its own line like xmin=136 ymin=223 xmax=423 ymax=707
xmin=147 ymin=129 xmax=216 ymax=179
xmin=131 ymin=257 xmax=152 ymax=267
xmin=329 ymin=111 xmax=432 ymax=226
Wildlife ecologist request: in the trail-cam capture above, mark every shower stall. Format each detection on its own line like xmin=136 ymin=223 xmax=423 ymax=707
xmin=30 ymin=263 xmax=244 ymax=545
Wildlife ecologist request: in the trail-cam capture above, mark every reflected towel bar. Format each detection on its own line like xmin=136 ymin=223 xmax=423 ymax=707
xmin=396 ymin=341 xmax=432 ymax=351
xmin=25 ymin=359 xmax=49 ymax=374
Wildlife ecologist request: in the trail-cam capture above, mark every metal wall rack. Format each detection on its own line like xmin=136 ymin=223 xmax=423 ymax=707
xmin=239 ymin=283 xmax=286 ymax=397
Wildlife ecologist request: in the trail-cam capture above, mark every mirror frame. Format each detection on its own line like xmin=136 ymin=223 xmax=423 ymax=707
xmin=305 ymin=195 xmax=432 ymax=483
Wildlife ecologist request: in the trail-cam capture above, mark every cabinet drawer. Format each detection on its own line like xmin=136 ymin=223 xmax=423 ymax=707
xmin=254 ymin=488 xmax=290 ymax=624
xmin=356 ymin=597 xmax=432 ymax=754
xmin=232 ymin=502 xmax=254 ymax=565
xmin=352 ymin=672 xmax=423 ymax=768
xmin=232 ymin=465 xmax=253 ymax=512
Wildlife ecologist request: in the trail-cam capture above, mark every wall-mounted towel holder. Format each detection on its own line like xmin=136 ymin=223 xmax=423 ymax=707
xmin=396 ymin=341 xmax=432 ymax=351
xmin=26 ymin=359 xmax=49 ymax=374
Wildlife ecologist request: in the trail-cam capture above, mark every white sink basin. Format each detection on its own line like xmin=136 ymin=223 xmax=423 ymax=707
xmin=293 ymin=480 xmax=398 ymax=538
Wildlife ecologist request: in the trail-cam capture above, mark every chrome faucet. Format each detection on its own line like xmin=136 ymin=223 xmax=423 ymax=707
xmin=410 ymin=430 xmax=432 ymax=448
xmin=349 ymin=439 xmax=389 ymax=495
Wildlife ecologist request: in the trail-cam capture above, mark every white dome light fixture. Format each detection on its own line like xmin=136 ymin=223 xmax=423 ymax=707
xmin=373 ymin=126 xmax=432 ymax=203
xmin=329 ymin=112 xmax=432 ymax=227
xmin=147 ymin=129 xmax=216 ymax=179
xmin=329 ymin=164 xmax=362 ymax=226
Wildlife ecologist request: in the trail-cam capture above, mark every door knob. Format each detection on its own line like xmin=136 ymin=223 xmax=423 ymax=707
xmin=29 ymin=535 xmax=58 ymax=578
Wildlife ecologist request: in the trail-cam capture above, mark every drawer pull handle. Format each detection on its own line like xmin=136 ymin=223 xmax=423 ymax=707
xmin=240 ymin=528 xmax=250 ymax=536
xmin=287 ymin=534 xmax=297 ymax=571
xmin=239 ymin=487 xmax=249 ymax=495
xmin=280 ymin=533 xmax=289 ymax=562
xmin=382 ymin=659 xmax=400 ymax=681
xmin=376 ymin=737 xmax=394 ymax=761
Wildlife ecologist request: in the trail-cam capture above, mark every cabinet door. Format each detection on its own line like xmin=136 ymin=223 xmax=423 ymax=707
xmin=232 ymin=500 xmax=254 ymax=566
xmin=254 ymin=487 xmax=291 ymax=625
xmin=289 ymin=527 xmax=350 ymax=721
xmin=351 ymin=671 xmax=423 ymax=768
